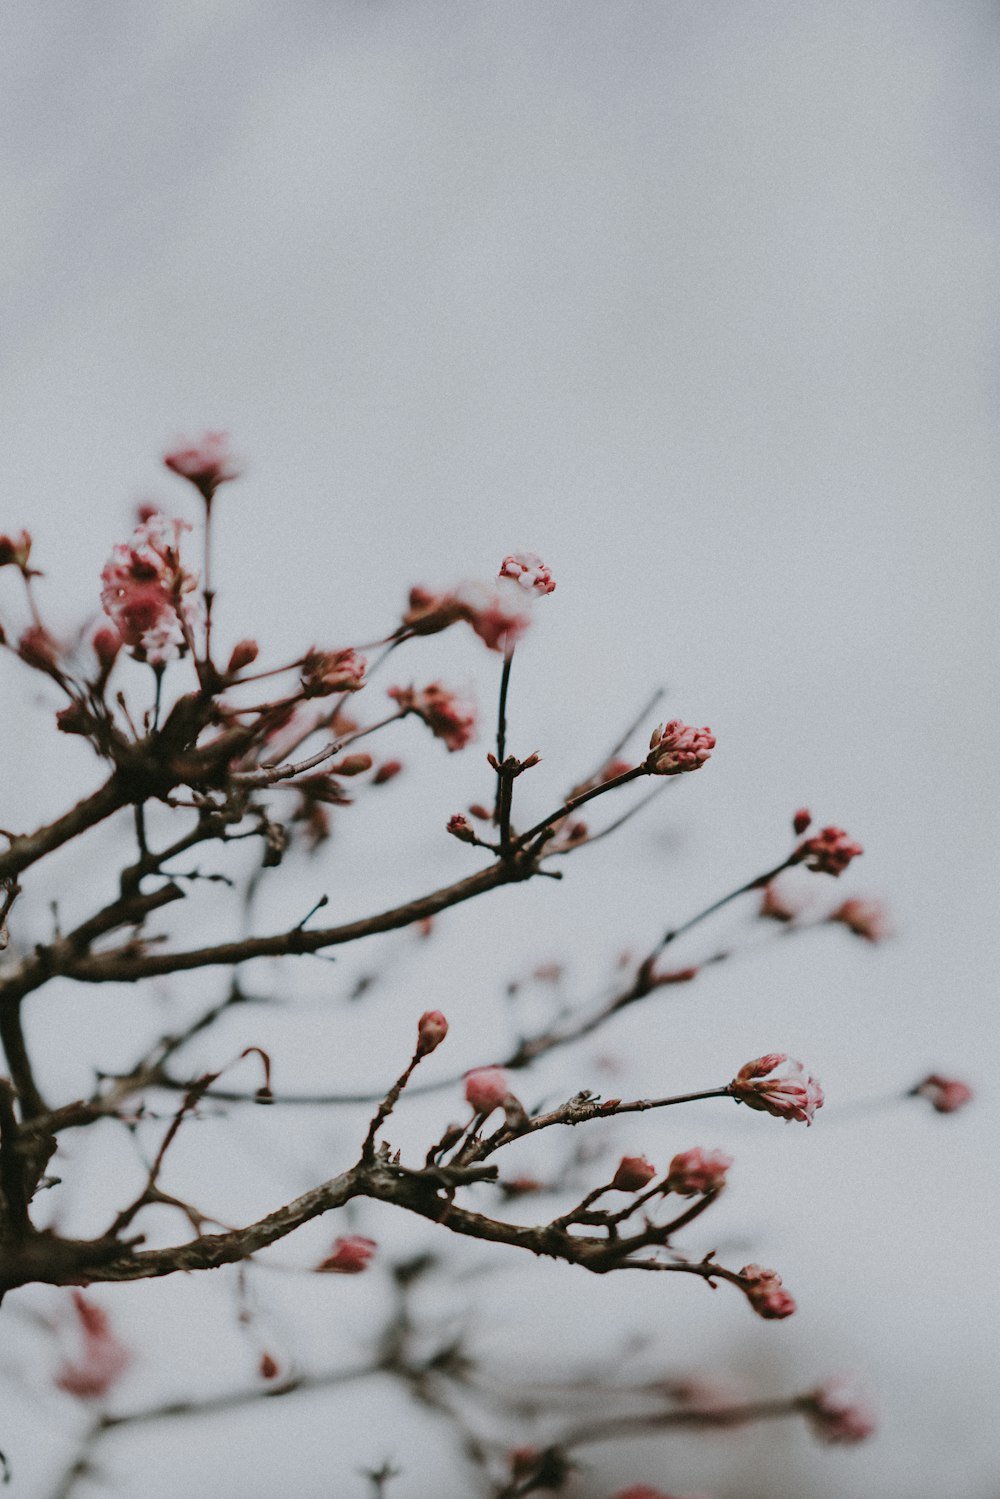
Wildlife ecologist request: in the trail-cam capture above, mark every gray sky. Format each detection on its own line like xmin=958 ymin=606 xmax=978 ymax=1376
xmin=0 ymin=3 xmax=997 ymax=1496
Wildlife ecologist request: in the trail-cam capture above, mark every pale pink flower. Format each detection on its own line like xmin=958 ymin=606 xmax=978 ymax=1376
xmin=100 ymin=514 xmax=199 ymax=663
xmin=730 ymin=1054 xmax=824 ymax=1124
xmin=739 ymin=1264 xmax=797 ymax=1320
xmin=611 ymin=1154 xmax=657 ymax=1191
xmin=389 ymin=682 xmax=476 ymax=751
xmin=829 ymin=897 xmax=891 ymax=942
xmin=665 ymin=1147 xmax=733 ymax=1196
xmin=54 ymin=1292 xmax=132 ymax=1401
xmin=315 ymin=1234 xmax=377 ymax=1274
xmin=646 ymin=721 xmax=715 ymax=775
xmin=457 ymin=581 xmax=532 ymax=651
xmin=912 ymin=1073 xmax=974 ymax=1114
xmin=464 ymin=1067 xmax=511 ymax=1114
xmin=163 ymin=431 xmax=241 ymax=499
xmin=805 ymin=1376 xmax=877 ymax=1443
xmin=417 ymin=1010 xmax=449 ymax=1056
xmin=300 ymin=648 xmax=367 ymax=696
xmin=498 ymin=552 xmax=556 ymax=595
xmin=793 ymin=825 xmax=863 ymax=876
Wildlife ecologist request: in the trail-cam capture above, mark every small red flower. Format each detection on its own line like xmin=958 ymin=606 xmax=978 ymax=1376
xmin=315 ymin=1235 xmax=377 ymax=1274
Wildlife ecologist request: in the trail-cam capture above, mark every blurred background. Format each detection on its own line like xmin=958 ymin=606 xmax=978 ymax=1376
xmin=0 ymin=1 xmax=997 ymax=1495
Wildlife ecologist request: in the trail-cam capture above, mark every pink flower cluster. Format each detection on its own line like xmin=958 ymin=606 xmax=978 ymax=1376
xmin=389 ymin=682 xmax=476 ymax=751
xmin=805 ymin=1376 xmax=877 ymax=1443
xmin=739 ymin=1264 xmax=797 ymax=1320
xmin=665 ymin=1147 xmax=733 ymax=1196
xmin=793 ymin=825 xmax=863 ymax=876
xmin=54 ymin=1292 xmax=132 ymax=1401
xmin=315 ymin=1234 xmax=377 ymax=1274
xmin=100 ymin=514 xmax=199 ymax=663
xmin=163 ymin=431 xmax=241 ymax=500
xmin=730 ymin=1054 xmax=824 ymax=1124
xmin=300 ymin=648 xmax=367 ymax=696
xmin=498 ymin=552 xmax=556 ymax=595
xmin=646 ymin=721 xmax=715 ymax=775
xmin=403 ymin=581 xmax=532 ymax=652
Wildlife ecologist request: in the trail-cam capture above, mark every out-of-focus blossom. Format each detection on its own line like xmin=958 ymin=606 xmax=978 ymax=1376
xmin=0 ymin=529 xmax=34 ymax=574
xmin=163 ymin=431 xmax=241 ymax=500
xmin=54 ymin=1292 xmax=132 ymax=1400
xmin=226 ymin=639 xmax=259 ymax=674
xmin=611 ymin=1155 xmax=657 ymax=1191
xmin=447 ymin=813 xmax=477 ymax=842
xmin=498 ymin=552 xmax=556 ymax=594
xmin=464 ymin=1067 xmax=511 ymax=1114
xmin=258 ymin=1352 xmax=280 ymax=1381
xmin=739 ymin=1264 xmax=797 ymax=1320
xmin=315 ymin=1235 xmax=377 ymax=1274
xmin=372 ymin=759 xmax=403 ymax=785
xmin=730 ymin=1054 xmax=823 ymax=1124
xmin=665 ymin=1147 xmax=733 ymax=1196
xmin=100 ymin=514 xmax=199 ymax=663
xmin=389 ymin=682 xmax=476 ymax=750
xmin=793 ymin=825 xmax=863 ymax=876
xmin=912 ymin=1073 xmax=974 ymax=1114
xmin=608 ymin=1487 xmax=715 ymax=1499
xmin=759 ymin=881 xmax=804 ymax=923
xmin=17 ymin=624 xmax=63 ymax=675
xmin=300 ymin=648 xmax=367 ymax=697
xmin=457 ymin=581 xmax=532 ymax=651
xmin=805 ymin=1376 xmax=877 ymax=1443
xmin=829 ymin=897 xmax=891 ymax=942
xmin=646 ymin=721 xmax=715 ymax=775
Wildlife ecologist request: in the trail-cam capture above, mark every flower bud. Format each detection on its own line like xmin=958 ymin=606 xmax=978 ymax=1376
xmin=730 ymin=1054 xmax=823 ymax=1124
xmin=792 ymin=807 xmax=812 ymax=834
xmin=665 ymin=1147 xmax=733 ymax=1196
xmin=372 ymin=759 xmax=403 ymax=785
xmin=912 ymin=1073 xmax=973 ymax=1114
xmin=792 ymin=825 xmax=863 ymax=876
xmin=611 ymin=1155 xmax=657 ymax=1192
xmin=227 ymin=639 xmax=259 ymax=674
xmin=331 ymin=754 xmax=373 ymax=776
xmin=464 ymin=1067 xmax=511 ymax=1114
xmin=646 ymin=720 xmax=715 ymax=775
xmin=258 ymin=1352 xmax=280 ymax=1380
xmin=739 ymin=1264 xmax=797 ymax=1319
xmin=416 ymin=1010 xmax=449 ymax=1056
xmin=315 ymin=1235 xmax=377 ymax=1274
xmin=447 ymin=813 xmax=476 ymax=842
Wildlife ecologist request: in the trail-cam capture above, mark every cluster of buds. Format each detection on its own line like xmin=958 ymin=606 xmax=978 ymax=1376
xmin=315 ymin=1235 xmax=377 ymax=1274
xmin=665 ymin=1147 xmax=733 ymax=1196
xmin=163 ymin=431 xmax=241 ymax=501
xmin=402 ymin=574 xmax=536 ymax=652
xmin=300 ymin=648 xmax=367 ymax=696
xmin=792 ymin=825 xmax=863 ymax=876
xmin=54 ymin=1292 xmax=132 ymax=1401
xmin=100 ymin=513 xmax=200 ymax=663
xmin=739 ymin=1263 xmax=797 ymax=1320
xmin=730 ymin=1054 xmax=824 ymax=1124
xmin=646 ymin=720 xmax=715 ymax=775
xmin=498 ymin=551 xmax=556 ymax=595
xmin=389 ymin=682 xmax=476 ymax=751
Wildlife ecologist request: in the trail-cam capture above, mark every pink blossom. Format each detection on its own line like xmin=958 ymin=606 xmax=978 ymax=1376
xmin=315 ymin=1235 xmax=377 ymax=1274
xmin=646 ymin=721 xmax=715 ymax=775
xmin=805 ymin=1377 xmax=877 ymax=1443
xmin=54 ymin=1291 xmax=132 ymax=1401
xmin=665 ymin=1147 xmax=733 ymax=1196
xmin=163 ymin=431 xmax=241 ymax=500
xmin=793 ymin=825 xmax=863 ymax=876
xmin=100 ymin=514 xmax=199 ymax=663
xmin=17 ymin=624 xmax=62 ymax=674
xmin=464 ymin=1067 xmax=511 ymax=1114
xmin=611 ymin=1154 xmax=657 ymax=1192
xmin=389 ymin=682 xmax=476 ymax=751
xmin=912 ymin=1073 xmax=974 ymax=1114
xmin=498 ymin=552 xmax=556 ymax=595
xmin=447 ymin=813 xmax=476 ymax=842
xmin=417 ymin=1009 xmax=449 ymax=1056
xmin=759 ymin=881 xmax=804 ymax=923
xmin=402 ymin=585 xmax=469 ymax=636
xmin=0 ymin=529 xmax=33 ymax=573
xmin=457 ymin=582 xmax=532 ymax=651
xmin=300 ymin=648 xmax=367 ymax=696
xmin=372 ymin=759 xmax=403 ymax=785
xmin=829 ymin=897 xmax=891 ymax=942
xmin=739 ymin=1264 xmax=797 ymax=1320
xmin=730 ymin=1054 xmax=824 ymax=1124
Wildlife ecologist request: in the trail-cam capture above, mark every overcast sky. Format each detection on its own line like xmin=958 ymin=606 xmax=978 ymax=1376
xmin=0 ymin=3 xmax=997 ymax=1497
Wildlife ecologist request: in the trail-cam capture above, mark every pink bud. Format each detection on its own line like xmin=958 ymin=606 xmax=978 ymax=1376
xmin=417 ymin=1010 xmax=449 ymax=1056
xmin=301 ymin=648 xmax=367 ymax=697
xmin=464 ymin=1067 xmax=511 ymax=1114
xmin=92 ymin=626 xmax=122 ymax=674
xmin=498 ymin=552 xmax=556 ymax=595
xmin=0 ymin=529 xmax=32 ymax=572
xmin=447 ymin=813 xmax=477 ymax=842
xmin=227 ymin=639 xmax=259 ymax=673
xmin=331 ymin=753 xmax=373 ymax=776
xmin=805 ymin=1376 xmax=877 ymax=1443
xmin=372 ymin=759 xmax=403 ymax=785
xmin=665 ymin=1147 xmax=733 ymax=1196
xmin=912 ymin=1073 xmax=974 ymax=1114
xmin=611 ymin=1155 xmax=657 ymax=1192
xmin=730 ymin=1055 xmax=823 ymax=1124
xmin=259 ymin=1352 xmax=280 ymax=1380
xmin=793 ymin=807 xmax=812 ymax=835
xmin=18 ymin=624 xmax=61 ymax=673
xmin=315 ymin=1235 xmax=377 ymax=1274
xmin=829 ymin=898 xmax=891 ymax=943
xmin=792 ymin=825 xmax=863 ymax=876
xmin=739 ymin=1264 xmax=797 ymax=1320
xmin=163 ymin=431 xmax=241 ymax=500
xmin=389 ymin=682 xmax=476 ymax=751
xmin=646 ymin=720 xmax=715 ymax=775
